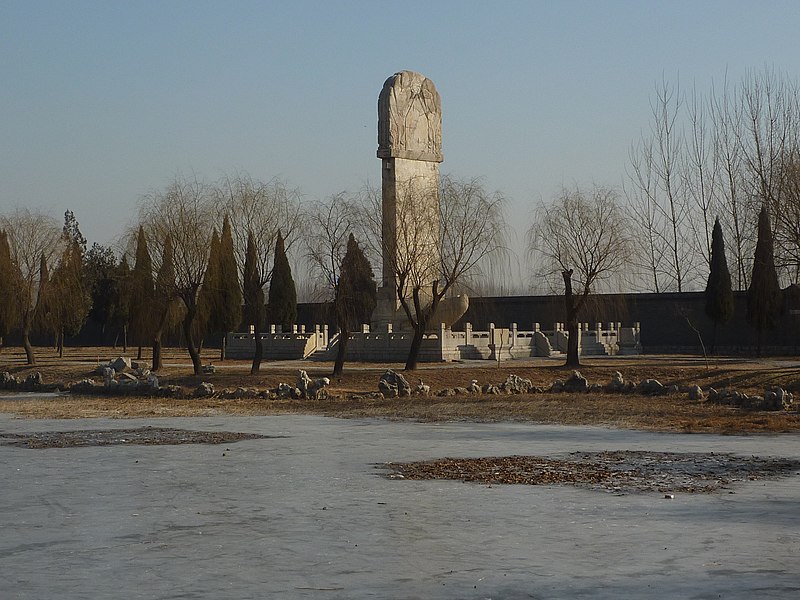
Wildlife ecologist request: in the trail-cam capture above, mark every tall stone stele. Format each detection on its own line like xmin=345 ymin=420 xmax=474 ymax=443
xmin=372 ymin=71 xmax=444 ymax=331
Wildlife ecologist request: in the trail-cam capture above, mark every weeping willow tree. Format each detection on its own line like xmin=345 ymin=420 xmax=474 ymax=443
xmin=529 ymin=186 xmax=632 ymax=367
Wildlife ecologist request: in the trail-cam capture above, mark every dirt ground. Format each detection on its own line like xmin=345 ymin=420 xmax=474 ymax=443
xmin=384 ymin=451 xmax=800 ymax=493
xmin=1 ymin=346 xmax=799 ymax=433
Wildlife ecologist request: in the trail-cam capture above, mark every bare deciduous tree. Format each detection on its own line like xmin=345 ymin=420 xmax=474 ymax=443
xmin=684 ymin=85 xmax=719 ymax=269
xmin=737 ymin=69 xmax=800 ymax=283
xmin=776 ymin=154 xmax=800 ymax=280
xmin=709 ymin=75 xmax=753 ymax=290
xmin=625 ymin=143 xmax=668 ymax=292
xmin=738 ymin=70 xmax=795 ymax=211
xmin=361 ymin=175 xmax=507 ymax=370
xmin=138 ymin=177 xmax=215 ymax=375
xmin=304 ymin=193 xmax=354 ymax=300
xmin=305 ymin=193 xmax=377 ymax=375
xmin=628 ymin=78 xmax=694 ymax=292
xmin=528 ymin=186 xmax=632 ymax=367
xmin=627 ymin=69 xmax=800 ymax=291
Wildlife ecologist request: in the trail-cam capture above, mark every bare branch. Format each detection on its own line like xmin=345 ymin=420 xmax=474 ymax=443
xmin=303 ymin=193 xmax=357 ymax=301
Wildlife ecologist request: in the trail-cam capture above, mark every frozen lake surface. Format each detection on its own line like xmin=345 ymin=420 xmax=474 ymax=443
xmin=1 ymin=414 xmax=798 ymax=599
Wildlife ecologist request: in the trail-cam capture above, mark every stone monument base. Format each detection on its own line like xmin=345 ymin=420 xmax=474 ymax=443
xmin=371 ymin=289 xmax=470 ymax=333
xmin=371 ymin=285 xmax=410 ymax=332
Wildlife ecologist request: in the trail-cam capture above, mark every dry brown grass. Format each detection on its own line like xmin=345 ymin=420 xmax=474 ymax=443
xmin=1 ymin=346 xmax=799 ymax=433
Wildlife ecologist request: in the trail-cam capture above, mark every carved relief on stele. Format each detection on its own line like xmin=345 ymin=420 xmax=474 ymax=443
xmin=377 ymin=71 xmax=443 ymax=163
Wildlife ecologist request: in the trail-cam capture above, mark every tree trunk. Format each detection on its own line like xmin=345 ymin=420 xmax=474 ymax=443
xmin=405 ymin=323 xmax=426 ymax=371
xmin=250 ymin=315 xmax=263 ymax=375
xmin=403 ymin=286 xmax=439 ymax=372
xmin=152 ymin=302 xmax=172 ymax=371
xmin=22 ymin=327 xmax=35 ymax=365
xmin=220 ymin=334 xmax=226 ymax=361
xmin=710 ymin=322 xmax=718 ymax=356
xmin=565 ymin=318 xmax=580 ymax=367
xmin=57 ymin=329 xmax=64 ymax=358
xmin=562 ymin=269 xmax=581 ymax=367
xmin=333 ymin=325 xmax=349 ymax=376
xmin=137 ymin=345 xmax=143 ymax=360
xmin=152 ymin=336 xmax=162 ymax=371
xmin=183 ymin=306 xmax=202 ymax=376
xmin=122 ymin=325 xmax=128 ymax=353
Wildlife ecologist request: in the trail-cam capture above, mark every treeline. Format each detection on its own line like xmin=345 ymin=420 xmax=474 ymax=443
xmin=0 ymin=175 xmax=378 ymax=375
xmin=0 ymin=172 xmax=506 ymax=373
xmin=627 ymin=67 xmax=800 ymax=293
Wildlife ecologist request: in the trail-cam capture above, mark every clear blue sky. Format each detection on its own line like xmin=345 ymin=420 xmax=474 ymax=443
xmin=2 ymin=0 xmax=799 ymax=254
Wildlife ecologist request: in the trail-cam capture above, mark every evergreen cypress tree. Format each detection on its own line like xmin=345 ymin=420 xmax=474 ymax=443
xmin=152 ymin=235 xmax=177 ymax=371
xmin=704 ymin=217 xmax=734 ymax=354
xmin=747 ymin=206 xmax=782 ymax=356
xmin=34 ymin=254 xmax=54 ymax=337
xmin=26 ymin=254 xmax=50 ymax=363
xmin=129 ymin=226 xmax=154 ymax=358
xmin=85 ymin=243 xmax=119 ymax=338
xmin=48 ymin=239 xmax=89 ymax=356
xmin=0 ymin=230 xmax=20 ymax=344
xmin=114 ymin=255 xmax=132 ymax=351
xmin=59 ymin=214 xmax=90 ymax=352
xmin=243 ymin=232 xmax=265 ymax=374
xmin=84 ymin=243 xmax=131 ymax=347
xmin=197 ymin=229 xmax=221 ymax=341
xmin=267 ymin=231 xmax=297 ymax=331
xmin=33 ymin=213 xmax=90 ymax=355
xmin=216 ymin=215 xmax=242 ymax=358
xmin=333 ymin=234 xmax=376 ymax=375
xmin=62 ymin=210 xmax=86 ymax=251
